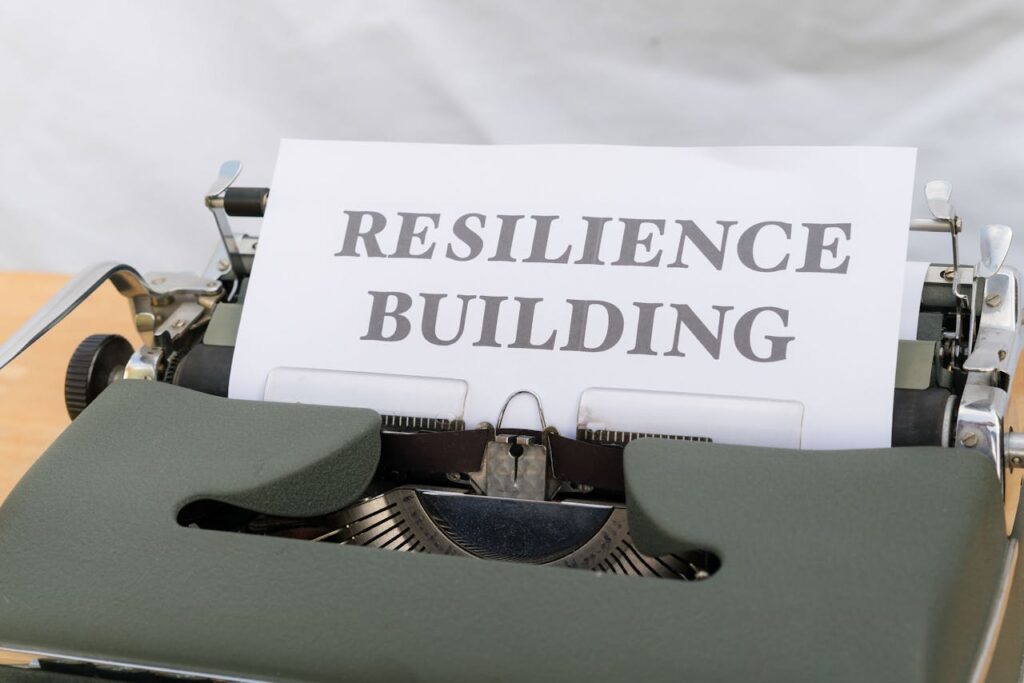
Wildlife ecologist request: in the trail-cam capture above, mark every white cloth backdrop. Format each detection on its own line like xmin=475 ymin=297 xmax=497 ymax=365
xmin=1 ymin=0 xmax=1022 ymax=275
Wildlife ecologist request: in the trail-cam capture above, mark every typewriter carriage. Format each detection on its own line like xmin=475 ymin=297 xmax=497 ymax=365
xmin=1 ymin=162 xmax=1021 ymax=578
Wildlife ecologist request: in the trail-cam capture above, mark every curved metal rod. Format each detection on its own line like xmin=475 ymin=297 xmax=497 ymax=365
xmin=0 ymin=262 xmax=149 ymax=373
xmin=495 ymin=390 xmax=548 ymax=433
xmin=205 ymin=160 xmax=247 ymax=277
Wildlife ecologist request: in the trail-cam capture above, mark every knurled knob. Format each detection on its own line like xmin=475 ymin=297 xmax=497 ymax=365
xmin=64 ymin=334 xmax=134 ymax=420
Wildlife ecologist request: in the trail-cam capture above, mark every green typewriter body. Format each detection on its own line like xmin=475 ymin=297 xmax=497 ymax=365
xmin=0 ymin=168 xmax=1021 ymax=682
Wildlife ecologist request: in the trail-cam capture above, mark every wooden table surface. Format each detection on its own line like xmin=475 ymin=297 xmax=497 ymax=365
xmin=0 ymin=272 xmax=140 ymax=501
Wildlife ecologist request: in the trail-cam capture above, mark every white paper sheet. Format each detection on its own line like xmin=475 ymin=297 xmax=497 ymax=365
xmin=230 ymin=140 xmax=916 ymax=449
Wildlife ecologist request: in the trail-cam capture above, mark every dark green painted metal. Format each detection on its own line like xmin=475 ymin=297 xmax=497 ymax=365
xmin=202 ymin=303 xmax=242 ymax=348
xmin=626 ymin=438 xmax=1010 ymax=683
xmin=985 ymin=482 xmax=1024 ymax=682
xmin=0 ymin=382 xmax=1013 ymax=682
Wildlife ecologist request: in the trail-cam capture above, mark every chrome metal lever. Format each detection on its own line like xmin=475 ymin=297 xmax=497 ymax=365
xmin=204 ymin=160 xmax=247 ymax=278
xmin=925 ymin=180 xmax=970 ymax=308
xmin=978 ymin=224 xmax=1013 ymax=279
xmin=0 ymin=263 xmax=153 ymax=374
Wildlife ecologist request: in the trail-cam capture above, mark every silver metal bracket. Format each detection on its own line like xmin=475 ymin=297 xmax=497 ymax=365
xmin=955 ymin=269 xmax=1020 ymax=497
xmin=123 ymin=346 xmax=163 ymax=382
xmin=469 ymin=434 xmax=551 ymax=501
xmin=963 ymin=269 xmax=1021 ymax=385
xmin=956 ymin=383 xmax=1008 ymax=485
xmin=203 ymin=235 xmax=259 ymax=288
xmin=464 ymin=390 xmax=561 ymax=500
xmin=0 ymin=262 xmax=223 ymax=380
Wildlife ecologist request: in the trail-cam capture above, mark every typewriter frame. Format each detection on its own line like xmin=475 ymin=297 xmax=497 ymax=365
xmin=0 ymin=164 xmax=1022 ymax=681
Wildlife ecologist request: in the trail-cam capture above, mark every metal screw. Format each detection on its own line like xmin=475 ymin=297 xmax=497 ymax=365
xmin=173 ymin=319 xmax=186 ymax=329
xmin=217 ymin=260 xmax=230 ymax=272
xmin=1012 ymin=456 xmax=1024 ymax=467
xmin=960 ymin=432 xmax=979 ymax=448
xmin=941 ymin=268 xmax=955 ymax=281
xmin=986 ymin=293 xmax=1002 ymax=307
xmin=446 ymin=473 xmax=461 ymax=482
xmin=207 ymin=281 xmax=220 ymax=289
xmin=999 ymin=350 xmax=1008 ymax=361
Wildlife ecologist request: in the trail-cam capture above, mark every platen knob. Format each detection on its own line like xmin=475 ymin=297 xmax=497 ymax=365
xmin=64 ymin=334 xmax=134 ymax=420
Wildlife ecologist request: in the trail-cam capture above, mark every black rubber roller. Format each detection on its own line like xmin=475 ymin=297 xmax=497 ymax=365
xmin=223 ymin=187 xmax=269 ymax=217
xmin=170 ymin=344 xmax=233 ymax=397
xmin=891 ymin=387 xmax=955 ymax=447
xmin=64 ymin=334 xmax=134 ymax=420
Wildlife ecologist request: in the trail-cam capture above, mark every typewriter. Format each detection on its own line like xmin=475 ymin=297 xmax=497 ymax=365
xmin=0 ymin=163 xmax=1023 ymax=682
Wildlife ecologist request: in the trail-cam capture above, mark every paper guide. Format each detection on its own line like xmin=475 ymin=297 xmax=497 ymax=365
xmin=230 ymin=141 xmax=917 ymax=449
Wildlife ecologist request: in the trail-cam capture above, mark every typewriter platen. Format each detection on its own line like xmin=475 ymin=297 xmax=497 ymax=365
xmin=1 ymin=164 xmax=1023 ymax=682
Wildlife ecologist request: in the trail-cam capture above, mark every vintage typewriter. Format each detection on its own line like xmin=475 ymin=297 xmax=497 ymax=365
xmin=1 ymin=163 xmax=1023 ymax=682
